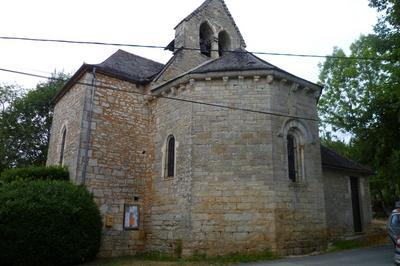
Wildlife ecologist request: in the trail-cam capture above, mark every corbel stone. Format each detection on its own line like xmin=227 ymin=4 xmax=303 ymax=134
xmin=238 ymin=75 xmax=244 ymax=81
xmin=161 ymin=91 xmax=167 ymax=97
xmin=222 ymin=76 xmax=229 ymax=84
xmin=266 ymin=75 xmax=274 ymax=84
xmin=170 ymin=87 xmax=177 ymax=96
xmin=313 ymin=91 xmax=321 ymax=99
xmin=281 ymin=79 xmax=288 ymax=85
xmin=291 ymin=83 xmax=300 ymax=93
xmin=179 ymin=84 xmax=186 ymax=92
xmin=253 ymin=76 xmax=260 ymax=82
xmin=189 ymin=79 xmax=195 ymax=86
xmin=177 ymin=85 xmax=184 ymax=93
xmin=205 ymin=77 xmax=212 ymax=81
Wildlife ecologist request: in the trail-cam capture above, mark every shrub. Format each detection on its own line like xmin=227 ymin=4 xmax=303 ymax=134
xmin=0 ymin=180 xmax=102 ymax=266
xmin=0 ymin=165 xmax=69 ymax=183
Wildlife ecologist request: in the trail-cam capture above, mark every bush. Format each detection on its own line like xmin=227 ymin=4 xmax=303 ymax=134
xmin=0 ymin=165 xmax=69 ymax=183
xmin=0 ymin=180 xmax=102 ymax=266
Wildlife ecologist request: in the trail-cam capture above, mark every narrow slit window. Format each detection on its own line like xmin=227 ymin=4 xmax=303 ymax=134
xmin=59 ymin=128 xmax=67 ymax=165
xmin=166 ymin=135 xmax=175 ymax=177
xmin=287 ymin=134 xmax=297 ymax=182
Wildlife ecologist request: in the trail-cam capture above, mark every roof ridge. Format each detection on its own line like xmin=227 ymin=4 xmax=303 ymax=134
xmin=99 ymin=49 xmax=163 ymax=67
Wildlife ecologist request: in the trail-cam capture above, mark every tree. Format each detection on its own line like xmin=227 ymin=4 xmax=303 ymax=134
xmin=0 ymin=73 xmax=68 ymax=172
xmin=318 ymin=0 xmax=400 ymax=213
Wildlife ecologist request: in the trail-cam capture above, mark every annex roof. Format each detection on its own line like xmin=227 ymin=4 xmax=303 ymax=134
xmin=321 ymin=145 xmax=374 ymax=175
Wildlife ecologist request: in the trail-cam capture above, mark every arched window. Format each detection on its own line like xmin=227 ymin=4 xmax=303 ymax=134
xmin=165 ymin=135 xmax=175 ymax=178
xmin=286 ymin=129 xmax=304 ymax=182
xmin=287 ymin=134 xmax=297 ymax=182
xmin=199 ymin=22 xmax=213 ymax=57
xmin=218 ymin=31 xmax=231 ymax=56
xmin=59 ymin=127 xmax=67 ymax=165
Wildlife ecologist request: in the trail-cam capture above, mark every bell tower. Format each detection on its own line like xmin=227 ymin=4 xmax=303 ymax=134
xmin=155 ymin=0 xmax=246 ymax=82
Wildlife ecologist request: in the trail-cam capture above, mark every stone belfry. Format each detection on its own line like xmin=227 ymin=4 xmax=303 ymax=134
xmin=154 ymin=0 xmax=246 ymax=82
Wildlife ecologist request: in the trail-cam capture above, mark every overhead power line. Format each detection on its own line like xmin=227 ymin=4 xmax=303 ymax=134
xmin=0 ymin=36 xmax=397 ymax=62
xmin=0 ymin=67 xmax=319 ymax=122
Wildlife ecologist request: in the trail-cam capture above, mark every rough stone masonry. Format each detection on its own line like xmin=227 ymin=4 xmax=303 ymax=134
xmin=47 ymin=0 xmax=373 ymax=258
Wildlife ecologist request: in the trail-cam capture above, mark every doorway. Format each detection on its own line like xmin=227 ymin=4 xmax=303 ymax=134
xmin=350 ymin=176 xmax=362 ymax=233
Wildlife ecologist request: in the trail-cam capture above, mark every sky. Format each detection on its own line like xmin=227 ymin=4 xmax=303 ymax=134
xmin=0 ymin=0 xmax=378 ymax=89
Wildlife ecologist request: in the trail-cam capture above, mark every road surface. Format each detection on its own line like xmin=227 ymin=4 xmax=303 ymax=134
xmin=245 ymin=244 xmax=394 ymax=266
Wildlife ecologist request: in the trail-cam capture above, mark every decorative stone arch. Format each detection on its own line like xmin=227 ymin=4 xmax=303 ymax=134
xmin=199 ymin=21 xmax=215 ymax=57
xmin=218 ymin=30 xmax=231 ymax=56
xmin=58 ymin=124 xmax=68 ymax=166
xmin=278 ymin=118 xmax=314 ymax=144
xmin=279 ymin=119 xmax=311 ymax=182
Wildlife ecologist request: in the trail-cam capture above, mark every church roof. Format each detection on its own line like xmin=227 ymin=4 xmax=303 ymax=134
xmin=321 ymin=145 xmax=374 ymax=175
xmin=191 ymin=49 xmax=276 ymax=74
xmin=94 ymin=49 xmax=164 ymax=83
xmin=175 ymin=0 xmax=246 ymax=47
xmin=152 ymin=49 xmax=322 ymax=93
xmin=53 ymin=50 xmax=164 ymax=103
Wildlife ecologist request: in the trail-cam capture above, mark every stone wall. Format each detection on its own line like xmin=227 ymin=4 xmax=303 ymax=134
xmin=269 ymin=78 xmax=327 ymax=255
xmin=47 ymin=73 xmax=91 ymax=181
xmin=81 ymin=74 xmax=153 ymax=257
xmin=188 ymin=77 xmax=276 ymax=256
xmin=146 ymin=89 xmax=193 ymax=255
xmin=323 ymin=169 xmax=372 ymax=240
xmin=150 ymin=75 xmax=325 ymax=256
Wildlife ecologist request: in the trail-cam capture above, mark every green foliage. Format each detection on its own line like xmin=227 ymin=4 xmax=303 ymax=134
xmin=318 ymin=0 xmax=400 ymax=213
xmin=0 ymin=165 xmax=69 ymax=183
xmin=0 ymin=180 xmax=102 ymax=266
xmin=320 ymin=133 xmax=355 ymax=160
xmin=0 ymin=72 xmax=69 ymax=172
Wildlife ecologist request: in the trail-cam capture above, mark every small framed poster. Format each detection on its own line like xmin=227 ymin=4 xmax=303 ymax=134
xmin=123 ymin=204 xmax=139 ymax=230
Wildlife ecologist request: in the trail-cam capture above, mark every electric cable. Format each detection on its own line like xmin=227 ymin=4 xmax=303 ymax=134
xmin=0 ymin=36 xmax=397 ymax=62
xmin=0 ymin=67 xmax=320 ymax=122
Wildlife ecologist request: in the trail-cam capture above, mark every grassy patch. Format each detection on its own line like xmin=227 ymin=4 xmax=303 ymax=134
xmin=327 ymin=239 xmax=364 ymax=252
xmin=82 ymin=249 xmax=277 ymax=266
xmin=187 ymin=249 xmax=277 ymax=264
xmin=327 ymin=233 xmax=390 ymax=253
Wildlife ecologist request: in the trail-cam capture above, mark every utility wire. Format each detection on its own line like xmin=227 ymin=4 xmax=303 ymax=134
xmin=0 ymin=67 xmax=319 ymax=122
xmin=0 ymin=36 xmax=397 ymax=62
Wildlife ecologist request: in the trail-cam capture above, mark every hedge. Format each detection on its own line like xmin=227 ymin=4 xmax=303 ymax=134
xmin=0 ymin=165 xmax=69 ymax=183
xmin=0 ymin=180 xmax=102 ymax=266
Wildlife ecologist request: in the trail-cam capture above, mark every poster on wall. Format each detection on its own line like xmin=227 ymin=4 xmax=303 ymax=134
xmin=123 ymin=204 xmax=139 ymax=230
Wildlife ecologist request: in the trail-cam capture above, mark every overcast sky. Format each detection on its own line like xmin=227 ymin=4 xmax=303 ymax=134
xmin=0 ymin=0 xmax=378 ymax=88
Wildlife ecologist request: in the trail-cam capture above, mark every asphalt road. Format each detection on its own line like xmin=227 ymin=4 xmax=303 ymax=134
xmin=245 ymin=244 xmax=395 ymax=266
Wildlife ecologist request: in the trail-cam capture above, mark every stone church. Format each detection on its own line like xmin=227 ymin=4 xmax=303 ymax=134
xmin=47 ymin=0 xmax=373 ymax=257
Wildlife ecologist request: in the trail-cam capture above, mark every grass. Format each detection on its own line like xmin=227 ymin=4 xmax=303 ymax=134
xmin=326 ymin=233 xmax=390 ymax=253
xmin=327 ymin=239 xmax=364 ymax=252
xmin=81 ymin=249 xmax=277 ymax=266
